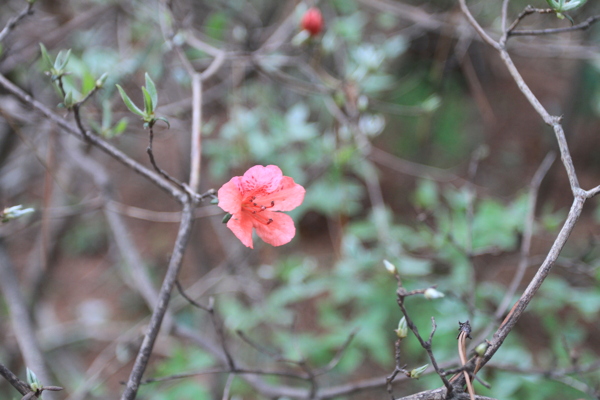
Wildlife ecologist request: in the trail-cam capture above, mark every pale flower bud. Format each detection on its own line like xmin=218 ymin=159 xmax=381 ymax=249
xmin=383 ymin=259 xmax=396 ymax=275
xmin=394 ymin=316 xmax=408 ymax=339
xmin=2 ymin=205 xmax=34 ymax=222
xmin=424 ymin=287 xmax=444 ymax=300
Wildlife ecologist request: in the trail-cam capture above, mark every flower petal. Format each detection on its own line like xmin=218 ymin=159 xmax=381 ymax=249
xmin=261 ymin=177 xmax=305 ymax=211
xmin=226 ymin=212 xmax=254 ymax=248
xmin=218 ymin=178 xmax=242 ymax=214
xmin=253 ymin=212 xmax=296 ymax=247
xmin=240 ymin=165 xmax=283 ymax=193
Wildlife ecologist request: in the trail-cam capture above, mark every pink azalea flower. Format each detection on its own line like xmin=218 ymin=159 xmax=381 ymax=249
xmin=217 ymin=165 xmax=306 ymax=249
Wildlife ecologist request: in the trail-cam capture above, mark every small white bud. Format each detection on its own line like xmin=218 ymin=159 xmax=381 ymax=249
xmin=383 ymin=259 xmax=396 ymax=275
xmin=424 ymin=287 xmax=444 ymax=300
xmin=2 ymin=205 xmax=34 ymax=222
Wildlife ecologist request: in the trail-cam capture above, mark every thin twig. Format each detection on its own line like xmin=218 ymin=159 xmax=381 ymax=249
xmin=221 ymin=373 xmax=234 ymax=400
xmin=0 ymin=2 xmax=35 ymax=43
xmin=396 ymin=289 xmax=453 ymax=394
xmin=457 ymin=0 xmax=501 ymax=51
xmin=510 ymin=15 xmax=600 ymax=37
xmin=175 ymin=282 xmax=235 ymax=369
xmin=146 ymin=123 xmax=189 ymax=194
xmin=189 ymin=73 xmax=202 ymax=192
xmin=501 ymin=0 xmax=511 ymax=32
xmin=314 ymin=329 xmax=358 ymax=376
xmin=236 ymin=330 xmax=284 ymax=360
xmin=385 ymin=336 xmax=408 ymax=400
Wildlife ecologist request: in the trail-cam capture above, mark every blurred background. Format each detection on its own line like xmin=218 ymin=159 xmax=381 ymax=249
xmin=1 ymin=0 xmax=600 ymax=399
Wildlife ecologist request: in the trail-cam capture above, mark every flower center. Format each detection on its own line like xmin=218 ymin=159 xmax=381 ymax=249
xmin=242 ymin=196 xmax=275 ymax=225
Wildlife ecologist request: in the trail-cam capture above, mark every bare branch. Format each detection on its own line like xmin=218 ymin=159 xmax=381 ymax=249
xmin=120 ymin=200 xmax=196 ymax=400
xmin=457 ymin=0 xmax=501 ymax=50
xmin=510 ymin=15 xmax=600 ymax=37
xmin=0 ymin=2 xmax=34 ymax=43
xmin=0 ymin=362 xmax=30 ymax=396
xmin=457 ymin=0 xmax=597 ymax=387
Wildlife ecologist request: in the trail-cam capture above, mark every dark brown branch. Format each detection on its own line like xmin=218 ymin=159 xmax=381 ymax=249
xmin=120 ymin=200 xmax=196 ymax=400
xmin=0 ymin=362 xmax=30 ymax=396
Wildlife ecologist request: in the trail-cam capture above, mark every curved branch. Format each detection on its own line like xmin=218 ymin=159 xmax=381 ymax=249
xmin=0 ymin=73 xmax=186 ymax=203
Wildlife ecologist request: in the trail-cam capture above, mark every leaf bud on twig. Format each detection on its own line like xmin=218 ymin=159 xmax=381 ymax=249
xmin=394 ymin=316 xmax=408 ymax=339
xmin=409 ymin=364 xmax=429 ymax=379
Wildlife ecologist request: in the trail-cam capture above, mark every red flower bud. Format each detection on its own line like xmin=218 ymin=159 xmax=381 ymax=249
xmin=301 ymin=7 xmax=323 ymax=36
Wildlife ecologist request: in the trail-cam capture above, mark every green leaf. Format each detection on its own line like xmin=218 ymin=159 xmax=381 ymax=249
xmin=116 ymin=84 xmax=145 ymax=117
xmin=54 ymin=48 xmax=71 ymax=71
xmin=81 ymin=70 xmax=96 ymax=95
xmin=155 ymin=116 xmax=170 ymax=128
xmin=141 ymin=86 xmax=153 ymax=114
xmin=144 ymin=72 xmax=158 ymax=110
xmin=562 ymin=0 xmax=586 ymax=11
xmin=113 ymin=118 xmax=128 ymax=135
xmin=39 ymin=43 xmax=53 ymax=69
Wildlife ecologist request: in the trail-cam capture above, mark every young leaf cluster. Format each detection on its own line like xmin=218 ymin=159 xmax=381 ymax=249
xmin=116 ymin=73 xmax=169 ymax=129
xmin=545 ymin=0 xmax=587 ymax=19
